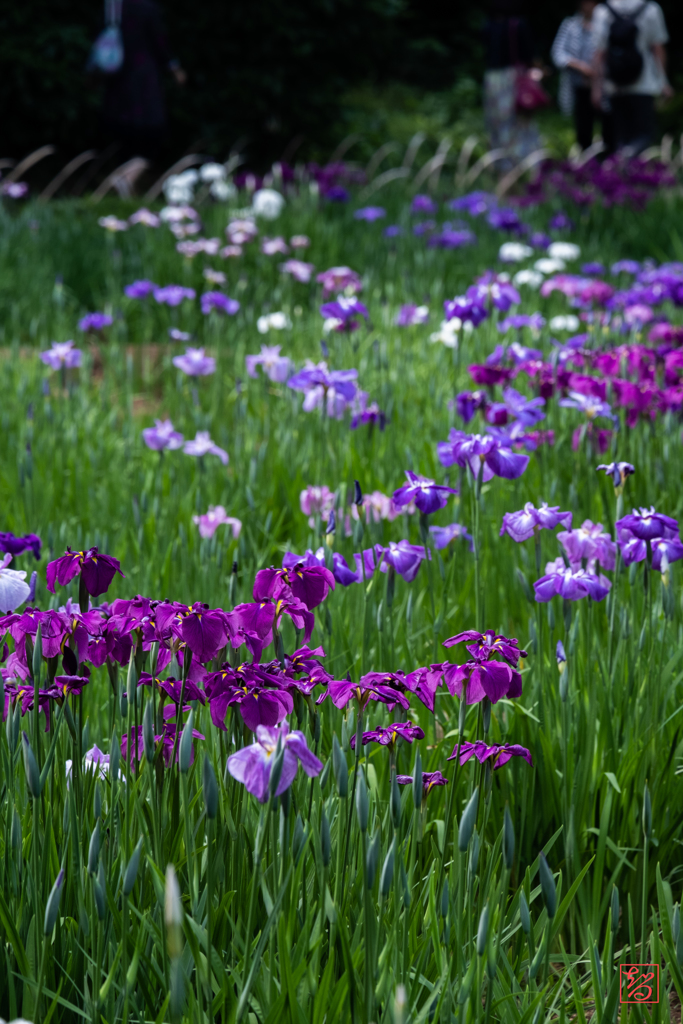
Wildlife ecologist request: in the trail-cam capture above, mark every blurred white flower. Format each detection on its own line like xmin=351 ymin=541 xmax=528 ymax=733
xmin=513 ymin=269 xmax=544 ymax=288
xmin=430 ymin=318 xmax=461 ymax=348
xmin=534 ymin=258 xmax=566 ymax=274
xmin=549 ymin=314 xmax=581 ymax=332
xmin=210 ymin=179 xmax=237 ymax=201
xmin=257 ymin=311 xmax=292 ymax=333
xmin=499 ymin=242 xmax=533 ymax=263
xmin=548 ymin=241 xmax=581 ymax=261
xmin=98 ymin=215 xmax=128 ymax=232
xmin=199 ymin=162 xmax=226 ymax=182
xmin=252 ymin=188 xmax=285 ymax=220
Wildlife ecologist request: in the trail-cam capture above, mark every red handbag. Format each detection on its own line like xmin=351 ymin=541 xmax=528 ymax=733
xmin=509 ymin=19 xmax=551 ymax=113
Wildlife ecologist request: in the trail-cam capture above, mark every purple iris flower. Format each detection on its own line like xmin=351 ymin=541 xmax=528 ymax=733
xmin=616 ymin=507 xmax=678 ymax=542
xmin=611 ymin=260 xmax=640 ymax=275
xmin=325 ymin=186 xmax=350 ymax=202
xmin=396 ymin=770 xmax=448 ymax=794
xmin=443 ymin=629 xmax=526 ymax=666
xmin=183 ymin=431 xmax=229 ymax=464
xmin=246 ymin=345 xmax=292 ymax=383
xmin=178 ymin=604 xmax=228 ymax=663
xmin=454 ymin=390 xmax=487 ymax=424
xmin=559 ymin=391 xmax=613 ymax=420
xmin=154 ymin=285 xmax=196 ymax=306
xmin=254 ymin=563 xmax=335 ymax=612
xmin=468 ymin=280 xmax=521 ymax=312
xmin=597 ymin=462 xmax=635 ymax=489
xmin=350 ymin=721 xmax=425 ymax=750
xmin=488 ymin=207 xmax=523 ymax=232
xmin=429 ymin=523 xmax=473 ymax=551
xmin=581 ymin=262 xmax=605 ymax=276
xmin=500 ymin=502 xmax=572 ymax=542
xmin=392 ymin=471 xmax=458 ymax=515
xmin=384 ymin=225 xmax=403 ymax=237
xmin=201 ymin=291 xmax=240 ymax=316
xmin=46 ymin=547 xmax=124 ymax=597
xmin=498 ymin=313 xmax=545 ymax=333
xmin=322 ymin=675 xmax=410 ymax=712
xmin=443 ymin=296 xmax=488 ymax=327
xmin=437 ymin=430 xmax=529 ymax=482
xmin=411 ymin=194 xmax=437 ymax=215
xmin=354 ymin=206 xmax=386 ymax=221
xmin=449 ymin=740 xmax=533 ymax=769
xmin=500 ymin=386 xmax=546 ymax=426
xmin=651 ymin=535 xmax=683 ymax=571
xmin=124 ymin=279 xmax=156 ymax=299
xmin=142 ymin=419 xmax=184 ymax=451
xmin=0 ymin=532 xmax=42 ymax=560
xmin=428 ymin=229 xmax=476 ymax=249
xmin=40 ymin=341 xmax=82 ymax=370
xmin=440 ymin=659 xmax=522 ymax=705
xmin=227 ymin=720 xmax=323 ymax=802
xmin=557 ymin=520 xmax=616 ymax=571
xmin=78 ymin=312 xmax=112 ymax=333
xmin=548 ymin=212 xmax=573 ymax=231
xmin=448 ymin=192 xmax=496 ymax=216
xmin=282 ymin=549 xmax=359 ymax=587
xmin=287 ymin=362 xmax=358 ymax=417
xmin=395 ymin=304 xmax=429 ymax=327
xmin=375 ymin=541 xmax=428 ymax=583
xmin=172 ymin=347 xmax=216 ymax=376
xmin=529 ymin=232 xmax=552 ymax=249
xmin=319 ymin=296 xmax=369 ymax=330
xmin=533 ymin=558 xmax=611 ymax=602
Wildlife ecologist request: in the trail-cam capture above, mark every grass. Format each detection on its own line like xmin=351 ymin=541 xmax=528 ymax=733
xmin=1 ymin=177 xmax=683 ymax=1022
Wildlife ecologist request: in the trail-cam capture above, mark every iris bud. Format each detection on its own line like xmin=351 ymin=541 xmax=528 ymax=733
xmin=202 ymin=754 xmax=218 ymax=820
xmin=519 ymin=890 xmax=530 ymax=934
xmin=356 ymin=768 xmax=369 ymax=833
xmin=143 ymin=700 xmax=155 ymax=764
xmin=22 ymin=732 xmax=42 ymax=798
xmin=292 ymin=813 xmax=305 ymax=864
xmin=380 ymin=836 xmax=396 ymax=897
xmin=413 ymin=749 xmax=423 ymax=810
xmin=611 ymin=886 xmax=619 ymax=934
xmin=332 ymin=734 xmax=348 ymax=799
xmin=321 ymin=809 xmax=332 ymax=867
xmin=88 ymin=820 xmax=101 ymax=875
xmin=469 ymin=830 xmax=480 ymax=882
xmin=367 ymin=831 xmax=381 ymax=889
xmin=94 ymin=861 xmax=107 ymax=921
xmin=178 ymin=710 xmax=194 ymax=775
xmin=110 ymin=731 xmax=120 ymax=781
xmin=390 ymin=771 xmax=401 ymax=830
xmin=165 ymin=864 xmax=184 ymax=960
xmin=94 ymin=781 xmax=102 ymax=820
xmin=477 ymin=904 xmax=489 ymax=956
xmin=126 ymin=656 xmax=137 ymax=707
xmin=458 ymin=788 xmax=479 ymax=852
xmin=539 ymin=852 xmax=557 ymax=918
xmin=503 ymin=805 xmax=515 ymax=870
xmin=44 ymin=869 xmax=65 ymax=935
xmin=32 ymin=624 xmax=43 ymax=684
xmin=123 ymin=838 xmax=143 ymax=896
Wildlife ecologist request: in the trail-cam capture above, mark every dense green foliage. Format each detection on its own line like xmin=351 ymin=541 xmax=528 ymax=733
xmin=2 ymin=183 xmax=683 ymax=1021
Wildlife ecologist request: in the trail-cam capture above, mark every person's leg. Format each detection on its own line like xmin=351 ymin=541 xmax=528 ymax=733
xmin=629 ymin=95 xmax=655 ymax=155
xmin=573 ymin=87 xmax=594 ymax=150
xmin=610 ymin=94 xmax=633 ymax=150
xmin=600 ymin=102 xmax=616 ymax=154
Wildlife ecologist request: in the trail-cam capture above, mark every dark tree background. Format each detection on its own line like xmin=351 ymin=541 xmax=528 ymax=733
xmin=1 ymin=0 xmax=682 ymax=165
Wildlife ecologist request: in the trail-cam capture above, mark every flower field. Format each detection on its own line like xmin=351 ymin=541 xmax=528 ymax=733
xmin=2 ymin=159 xmax=683 ymax=1023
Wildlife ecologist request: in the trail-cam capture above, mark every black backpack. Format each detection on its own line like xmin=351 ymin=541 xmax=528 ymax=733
xmin=604 ymin=1 xmax=648 ymax=86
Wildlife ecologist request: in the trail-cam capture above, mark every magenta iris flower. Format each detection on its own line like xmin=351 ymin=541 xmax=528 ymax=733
xmin=40 ymin=341 xmax=82 ymax=370
xmin=448 ymin=740 xmax=533 ymax=769
xmin=440 ymin=659 xmax=522 ymax=704
xmin=172 ymin=347 xmax=216 ymax=376
xmin=78 ymin=312 xmax=112 ymax=333
xmin=321 ymin=676 xmax=410 ymax=712
xmin=500 ymin=502 xmax=572 ymax=542
xmin=46 ymin=547 xmax=124 ymax=597
xmin=437 ymin=430 xmax=529 ymax=481
xmin=201 ymin=292 xmax=240 ymax=315
xmin=429 ymin=523 xmax=473 ymax=551
xmin=227 ymin=720 xmax=323 ymax=803
xmin=183 ymin=432 xmax=229 ymax=464
xmin=154 ymin=285 xmax=196 ymax=306
xmin=124 ymin=279 xmax=156 ymax=299
xmin=533 ymin=558 xmax=610 ymax=602
xmin=0 ymin=532 xmax=42 ymax=560
xmin=209 ymin=678 xmax=293 ymax=732
xmin=253 ymin=563 xmax=335 ymax=611
xmin=349 ymin=721 xmax=425 ymax=750
xmin=392 ymin=471 xmax=458 ymax=515
xmin=142 ymin=419 xmax=184 ymax=451
xmin=282 ymin=549 xmax=359 ymax=587
xmin=443 ymin=629 xmax=526 ymax=665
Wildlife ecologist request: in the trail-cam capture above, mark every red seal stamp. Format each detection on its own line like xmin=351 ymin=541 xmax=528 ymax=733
xmin=620 ymin=965 xmax=659 ymax=1003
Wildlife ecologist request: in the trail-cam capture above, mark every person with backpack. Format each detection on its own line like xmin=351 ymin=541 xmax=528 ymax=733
xmin=552 ymin=0 xmax=615 ymax=152
xmin=591 ymin=0 xmax=672 ymax=156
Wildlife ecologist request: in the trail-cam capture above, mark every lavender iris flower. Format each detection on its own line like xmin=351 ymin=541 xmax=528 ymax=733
xmin=500 ymin=387 xmax=546 ymax=426
xmin=172 ymin=347 xmax=216 ymax=376
xmin=354 ymin=206 xmax=386 ymax=221
xmin=557 ymin=520 xmax=616 ymax=570
xmin=429 ymin=523 xmax=473 ymax=551
xmin=437 ymin=430 xmax=529 ymax=481
xmin=246 ymin=345 xmax=292 ymax=382
xmin=349 ymin=721 xmax=425 ymax=750
xmin=498 ymin=313 xmax=545 ymax=333
xmin=226 ymin=720 xmax=323 ymax=802
xmin=427 ymin=228 xmax=477 ymax=249
xmin=279 ymin=259 xmax=316 ymax=283
xmin=0 ymin=554 xmax=31 ymax=613
xmin=395 ymin=304 xmax=429 ymax=326
xmin=78 ymin=312 xmax=113 ymax=333
xmin=449 ymin=740 xmax=533 ymax=769
xmin=0 ymin=532 xmax=42 ymax=560
xmin=411 ymin=194 xmax=437 ymax=215
xmin=581 ymin=262 xmax=606 ymax=276
xmin=559 ymin=391 xmax=613 ymax=420
xmin=154 ymin=285 xmax=196 ymax=306
xmin=319 ymin=296 xmax=369 ymax=331
xmin=201 ymin=291 xmax=240 ymax=315
xmin=142 ymin=419 xmax=184 ymax=451
xmin=392 ymin=471 xmax=458 ymax=515
xmin=375 ymin=541 xmax=428 ymax=582
xmin=287 ymin=361 xmax=358 ymax=418
xmin=183 ymin=431 xmax=229 ymax=464
xmin=467 ymin=280 xmax=521 ymax=312
xmin=611 ymin=260 xmax=641 ymax=275
xmin=448 ymin=192 xmax=497 ymax=216
xmin=500 ymin=502 xmax=572 ymax=542
xmin=40 ymin=341 xmax=82 ymax=370
xmin=533 ymin=557 xmax=610 ymax=602
xmin=124 ymin=279 xmax=156 ymax=299
xmin=316 ymin=266 xmax=362 ymax=296
xmin=384 ymin=225 xmax=403 ymax=237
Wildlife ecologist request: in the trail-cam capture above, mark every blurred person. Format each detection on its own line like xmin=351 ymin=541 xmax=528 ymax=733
xmin=97 ymin=0 xmax=186 ymax=160
xmin=592 ymin=0 xmax=672 ymax=156
xmin=552 ymin=0 xmax=615 ymax=152
xmin=483 ymin=0 xmax=547 ymax=168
